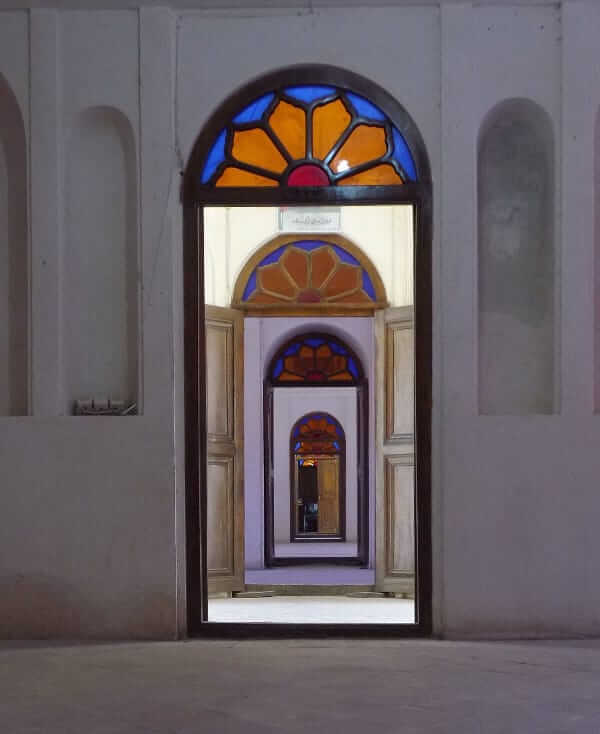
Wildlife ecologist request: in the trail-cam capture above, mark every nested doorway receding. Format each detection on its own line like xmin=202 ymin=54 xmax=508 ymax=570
xmin=183 ymin=64 xmax=432 ymax=635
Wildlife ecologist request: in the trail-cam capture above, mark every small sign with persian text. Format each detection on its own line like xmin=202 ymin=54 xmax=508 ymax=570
xmin=278 ymin=207 xmax=341 ymax=233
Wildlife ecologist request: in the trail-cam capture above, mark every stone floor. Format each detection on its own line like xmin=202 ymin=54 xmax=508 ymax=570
xmin=208 ymin=595 xmax=415 ymax=623
xmin=2 ymin=638 xmax=600 ymax=733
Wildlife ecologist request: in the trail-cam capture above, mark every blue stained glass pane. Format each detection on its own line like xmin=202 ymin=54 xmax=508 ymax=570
xmin=329 ymin=342 xmax=347 ymax=356
xmin=362 ymin=270 xmax=376 ymax=300
xmin=299 ymin=459 xmax=304 ymax=466
xmin=273 ymin=358 xmax=284 ymax=378
xmin=284 ymin=343 xmax=301 ymax=357
xmin=259 ymin=245 xmax=287 ymax=267
xmin=305 ymin=338 xmax=325 ymax=348
xmin=392 ymin=127 xmax=417 ymax=182
xmin=294 ymin=441 xmax=301 ymax=451
xmin=293 ymin=240 xmax=328 ymax=252
xmin=242 ymin=270 xmax=257 ymax=301
xmin=332 ymin=244 xmax=359 ymax=266
xmin=233 ymin=92 xmax=275 ymax=124
xmin=284 ymin=85 xmax=336 ymax=103
xmin=201 ymin=128 xmax=227 ymax=184
xmin=346 ymin=92 xmax=386 ymax=122
xmin=333 ymin=441 xmax=340 ymax=451
xmin=348 ymin=358 xmax=359 ymax=379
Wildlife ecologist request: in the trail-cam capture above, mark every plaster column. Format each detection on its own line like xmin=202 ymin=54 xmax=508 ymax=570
xmin=29 ymin=9 xmax=62 ymax=415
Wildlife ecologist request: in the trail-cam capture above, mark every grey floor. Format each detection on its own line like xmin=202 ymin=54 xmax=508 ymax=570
xmin=2 ymin=638 xmax=600 ymax=733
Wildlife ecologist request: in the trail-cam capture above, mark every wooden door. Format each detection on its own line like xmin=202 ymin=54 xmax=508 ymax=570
xmin=375 ymin=306 xmax=415 ymax=596
xmin=205 ymin=305 xmax=244 ymax=594
xmin=317 ymin=456 xmax=340 ymax=535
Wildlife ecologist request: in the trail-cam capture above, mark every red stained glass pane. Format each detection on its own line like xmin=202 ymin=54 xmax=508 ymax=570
xmin=287 ymin=164 xmax=330 ymax=186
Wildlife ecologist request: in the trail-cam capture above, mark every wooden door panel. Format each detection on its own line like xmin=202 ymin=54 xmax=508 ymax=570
xmin=317 ymin=457 xmax=339 ymax=534
xmin=207 ymin=456 xmax=234 ymax=575
xmin=205 ymin=305 xmax=244 ymax=594
xmin=385 ymin=456 xmax=415 ymax=576
xmin=386 ymin=323 xmax=414 ymax=441
xmin=376 ymin=306 xmax=415 ymax=596
xmin=206 ymin=320 xmax=233 ymax=441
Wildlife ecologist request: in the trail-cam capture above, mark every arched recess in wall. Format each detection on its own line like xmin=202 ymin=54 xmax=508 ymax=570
xmin=478 ymin=98 xmax=555 ymax=415
xmin=0 ymin=73 xmax=28 ymax=416
xmin=64 ymin=106 xmax=139 ymax=413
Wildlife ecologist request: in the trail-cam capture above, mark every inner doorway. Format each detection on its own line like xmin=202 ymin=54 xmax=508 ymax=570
xmin=183 ymin=65 xmax=432 ymax=634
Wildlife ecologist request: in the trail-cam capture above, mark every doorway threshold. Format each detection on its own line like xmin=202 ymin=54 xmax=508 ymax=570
xmin=245 ymin=566 xmax=374 ymax=586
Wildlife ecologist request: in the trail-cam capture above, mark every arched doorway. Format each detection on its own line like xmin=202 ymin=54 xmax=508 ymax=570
xmin=264 ymin=332 xmax=367 ymax=567
xmin=183 ymin=64 xmax=432 ymax=635
xmin=290 ymin=412 xmax=347 ymax=542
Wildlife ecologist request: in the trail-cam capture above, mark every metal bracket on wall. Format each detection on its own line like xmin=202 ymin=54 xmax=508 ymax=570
xmin=73 ymin=399 xmax=137 ymax=416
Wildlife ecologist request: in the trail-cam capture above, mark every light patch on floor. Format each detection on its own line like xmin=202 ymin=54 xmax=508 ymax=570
xmin=208 ymin=595 xmax=415 ymax=623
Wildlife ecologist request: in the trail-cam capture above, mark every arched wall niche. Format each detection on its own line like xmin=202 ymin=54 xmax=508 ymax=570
xmin=0 ymin=73 xmax=28 ymax=416
xmin=478 ymin=98 xmax=555 ymax=415
xmin=64 ymin=105 xmax=139 ymax=413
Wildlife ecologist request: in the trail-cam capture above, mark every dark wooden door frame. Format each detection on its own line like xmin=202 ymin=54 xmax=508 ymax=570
xmin=182 ymin=64 xmax=432 ymax=637
xmin=264 ymin=379 xmax=366 ymax=567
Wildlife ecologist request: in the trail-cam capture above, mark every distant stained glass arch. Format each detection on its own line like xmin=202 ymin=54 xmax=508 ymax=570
xmin=291 ymin=412 xmax=345 ymax=455
xmin=232 ymin=234 xmax=387 ymax=313
xmin=199 ymin=83 xmax=418 ymax=188
xmin=268 ymin=332 xmax=364 ymax=386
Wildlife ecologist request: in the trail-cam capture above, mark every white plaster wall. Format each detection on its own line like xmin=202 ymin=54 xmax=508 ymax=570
xmin=273 ymin=387 xmax=358 ymax=554
xmin=2 ymin=1 xmax=600 ymax=639
xmin=204 ymin=205 xmax=414 ymax=308
xmin=0 ymin=8 xmax=179 ymax=639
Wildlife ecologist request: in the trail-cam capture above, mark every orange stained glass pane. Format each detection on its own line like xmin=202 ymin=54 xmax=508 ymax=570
xmin=338 ymin=163 xmax=404 ymax=186
xmin=329 ymin=355 xmax=346 ymax=373
xmin=315 ymin=344 xmax=332 ymax=360
xmin=312 ymin=99 xmax=351 ymax=160
xmin=269 ymin=101 xmax=306 ymax=160
xmin=284 ymin=356 xmax=301 ymax=374
xmin=333 ymin=290 xmax=374 ymax=304
xmin=333 ymin=373 xmax=354 ymax=383
xmin=258 ymin=263 xmax=297 ymax=299
xmin=279 ymin=372 xmax=304 ymax=382
xmin=323 ymin=263 xmax=361 ymax=298
xmin=299 ymin=345 xmax=314 ymax=361
xmin=331 ymin=124 xmax=388 ymax=173
xmin=282 ymin=248 xmax=309 ymax=289
xmin=216 ymin=166 xmax=278 ymax=187
xmin=310 ymin=247 xmax=337 ymax=288
xmin=248 ymin=291 xmax=286 ymax=304
xmin=315 ymin=345 xmax=332 ymax=372
xmin=231 ymin=129 xmax=287 ymax=174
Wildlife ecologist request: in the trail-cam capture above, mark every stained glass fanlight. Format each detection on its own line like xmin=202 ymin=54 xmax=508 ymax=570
xmin=269 ymin=334 xmax=363 ymax=385
xmin=292 ymin=413 xmax=345 ymax=455
xmin=236 ymin=238 xmax=386 ymax=310
xmin=200 ymin=85 xmax=417 ymax=188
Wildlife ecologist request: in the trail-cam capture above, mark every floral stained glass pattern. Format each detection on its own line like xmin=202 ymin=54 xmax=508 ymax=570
xmin=292 ymin=413 xmax=345 ymax=455
xmin=200 ymin=85 xmax=417 ymax=187
xmin=270 ymin=334 xmax=362 ymax=385
xmin=239 ymin=239 xmax=382 ymax=310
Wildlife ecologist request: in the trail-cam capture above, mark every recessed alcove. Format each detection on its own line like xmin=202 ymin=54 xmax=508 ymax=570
xmin=478 ymin=98 xmax=555 ymax=415
xmin=64 ymin=106 xmax=139 ymax=413
xmin=0 ymin=73 xmax=28 ymax=416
